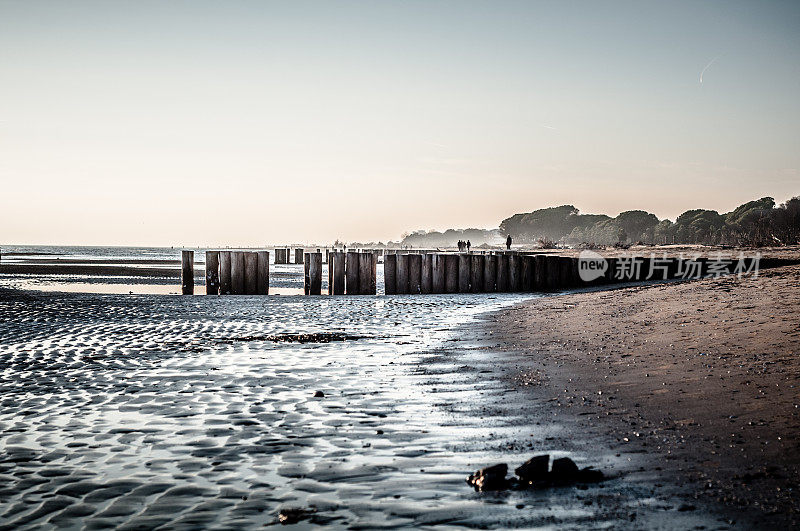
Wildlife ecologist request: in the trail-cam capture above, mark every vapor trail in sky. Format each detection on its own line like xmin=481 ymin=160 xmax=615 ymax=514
xmin=700 ymin=56 xmax=719 ymax=84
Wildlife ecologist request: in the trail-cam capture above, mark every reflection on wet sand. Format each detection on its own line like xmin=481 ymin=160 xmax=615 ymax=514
xmin=0 ymin=289 xmax=718 ymax=528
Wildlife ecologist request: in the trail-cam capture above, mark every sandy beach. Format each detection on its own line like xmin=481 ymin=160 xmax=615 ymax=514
xmin=484 ymin=264 xmax=800 ymax=528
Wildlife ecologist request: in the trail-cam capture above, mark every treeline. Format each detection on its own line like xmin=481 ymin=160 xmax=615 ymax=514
xmin=499 ymin=196 xmax=800 ymax=246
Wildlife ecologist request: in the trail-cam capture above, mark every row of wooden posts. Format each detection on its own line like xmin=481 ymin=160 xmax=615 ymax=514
xmin=384 ymin=252 xmax=581 ymax=294
xmin=183 ymin=250 xmax=270 ymax=295
xmin=183 ymin=250 xmax=765 ymax=296
xmin=181 ymin=250 xmax=377 ymax=295
xmin=306 ymin=251 xmax=377 ymax=295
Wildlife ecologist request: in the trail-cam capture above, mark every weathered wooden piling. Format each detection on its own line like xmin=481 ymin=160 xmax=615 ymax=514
xmin=520 ymin=255 xmax=534 ymax=291
xmin=346 ymin=252 xmax=360 ymax=295
xmin=304 ymin=252 xmax=322 ymax=295
xmin=483 ymin=255 xmax=497 ymax=292
xmin=219 ymin=251 xmax=232 ymax=294
xmin=558 ymin=257 xmax=572 ymax=289
xmin=431 ymin=254 xmax=446 ymax=293
xmin=295 ymin=248 xmax=304 ymax=264
xmin=543 ymin=255 xmax=559 ymax=290
xmin=358 ymin=252 xmax=376 ymax=295
xmin=508 ymin=254 xmax=521 ymax=291
xmin=496 ymin=254 xmax=508 ymax=292
xmin=421 ymin=254 xmax=433 ymax=294
xmin=458 ymin=254 xmax=471 ymax=293
xmin=533 ymin=255 xmax=547 ymax=290
xmin=328 ymin=251 xmax=345 ymax=295
xmin=445 ymin=254 xmax=458 ymax=293
xmin=205 ymin=251 xmax=219 ymax=295
xmin=470 ymin=254 xmax=484 ymax=294
xmin=383 ymin=254 xmax=397 ymax=295
xmin=408 ymin=254 xmax=422 ymax=294
xmin=257 ymin=251 xmax=270 ymax=294
xmin=396 ymin=254 xmax=409 ymax=294
xmin=243 ymin=252 xmax=258 ymax=294
xmin=569 ymin=257 xmax=580 ymax=287
xmin=181 ymin=250 xmax=194 ymax=295
xmin=230 ymin=251 xmax=245 ymax=295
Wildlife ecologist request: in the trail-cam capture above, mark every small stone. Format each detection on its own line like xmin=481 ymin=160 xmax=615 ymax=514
xmin=279 ymin=507 xmax=310 ymax=525
xmin=313 ymin=391 xmax=324 ymax=398
xmin=466 ymin=463 xmax=508 ymax=491
xmin=515 ymin=455 xmax=550 ymax=483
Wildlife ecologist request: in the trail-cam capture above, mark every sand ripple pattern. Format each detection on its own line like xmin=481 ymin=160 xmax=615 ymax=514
xmin=0 ymin=290 xmax=710 ymax=529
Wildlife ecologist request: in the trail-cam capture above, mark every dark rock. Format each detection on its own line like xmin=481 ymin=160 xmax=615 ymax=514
xmin=550 ymin=457 xmax=580 ymax=482
xmin=313 ymin=391 xmax=324 ymax=398
xmin=466 ymin=463 xmax=508 ymax=491
xmin=577 ymin=467 xmax=604 ymax=483
xmin=515 ymin=455 xmax=549 ymax=483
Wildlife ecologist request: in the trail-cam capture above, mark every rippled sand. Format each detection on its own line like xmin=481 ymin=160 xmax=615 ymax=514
xmin=0 ymin=289 xmax=720 ymax=529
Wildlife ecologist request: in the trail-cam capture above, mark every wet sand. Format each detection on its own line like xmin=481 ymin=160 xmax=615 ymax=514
xmin=0 ymin=287 xmax=729 ymax=529
xmin=485 ymin=265 xmax=800 ymax=528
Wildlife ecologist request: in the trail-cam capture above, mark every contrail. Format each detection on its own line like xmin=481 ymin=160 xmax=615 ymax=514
xmin=700 ymin=56 xmax=719 ymax=84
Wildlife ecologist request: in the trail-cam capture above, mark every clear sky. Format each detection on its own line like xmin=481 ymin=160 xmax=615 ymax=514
xmin=1 ymin=0 xmax=798 ymax=246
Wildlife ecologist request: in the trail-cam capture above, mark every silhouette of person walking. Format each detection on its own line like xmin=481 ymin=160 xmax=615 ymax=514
xmin=466 ymin=240 xmax=471 ymax=252
xmin=506 ymin=235 xmax=512 ymax=250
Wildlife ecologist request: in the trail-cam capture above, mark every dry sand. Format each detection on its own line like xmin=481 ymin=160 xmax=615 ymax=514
xmin=485 ymin=265 xmax=800 ymax=528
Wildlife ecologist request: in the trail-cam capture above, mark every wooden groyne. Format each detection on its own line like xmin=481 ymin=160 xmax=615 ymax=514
xmin=201 ymin=250 xmax=270 ymax=295
xmin=319 ymin=251 xmax=376 ymax=296
xmin=179 ymin=248 xmax=786 ymax=296
xmin=383 ymin=252 xmax=770 ymax=294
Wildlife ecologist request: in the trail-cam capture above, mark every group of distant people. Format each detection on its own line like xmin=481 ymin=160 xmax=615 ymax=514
xmin=454 ymin=236 xmax=512 ymax=252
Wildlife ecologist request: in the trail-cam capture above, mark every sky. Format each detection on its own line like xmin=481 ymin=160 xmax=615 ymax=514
xmin=1 ymin=0 xmax=799 ymax=246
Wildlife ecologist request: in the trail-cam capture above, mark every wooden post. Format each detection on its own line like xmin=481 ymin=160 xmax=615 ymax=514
xmin=534 ymin=255 xmax=547 ymax=290
xmin=243 ymin=252 xmax=258 ymax=294
xmin=421 ymin=254 xmax=432 ymax=294
xmin=181 ymin=250 xmax=194 ymax=295
xmin=346 ymin=251 xmax=360 ymax=295
xmin=458 ymin=254 xmax=471 ymax=293
xmin=496 ymin=254 xmax=508 ymax=292
xmin=384 ymin=254 xmax=397 ymax=295
xmin=305 ymin=252 xmax=322 ymax=295
xmin=330 ymin=251 xmax=346 ymax=295
xmin=545 ymin=255 xmax=560 ymax=290
xmin=396 ymin=254 xmax=409 ymax=295
xmin=483 ymin=254 xmax=497 ymax=292
xmin=408 ymin=254 xmax=422 ymax=294
xmin=257 ymin=251 xmax=270 ymax=295
xmin=518 ymin=255 xmax=532 ymax=291
xmin=369 ymin=253 xmax=377 ymax=294
xmin=432 ymin=254 xmax=446 ymax=293
xmin=557 ymin=257 xmax=571 ymax=288
xmin=508 ymin=254 xmax=521 ymax=291
xmin=445 ymin=254 xmax=458 ymax=293
xmin=358 ymin=252 xmax=370 ymax=295
xmin=205 ymin=251 xmax=219 ymax=295
xmin=470 ymin=254 xmax=484 ymax=293
xmin=231 ymin=251 xmax=245 ymax=295
xmin=295 ymin=248 xmax=304 ymax=264
xmin=219 ymin=251 xmax=232 ymax=294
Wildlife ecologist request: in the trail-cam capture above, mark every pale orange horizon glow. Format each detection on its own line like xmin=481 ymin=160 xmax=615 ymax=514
xmin=2 ymin=1 xmax=798 ymax=247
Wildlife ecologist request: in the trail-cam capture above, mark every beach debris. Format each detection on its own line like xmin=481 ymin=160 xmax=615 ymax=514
xmin=468 ymin=455 xmax=605 ymax=491
xmin=514 ymin=454 xmax=550 ymax=482
xmin=466 ymin=463 xmax=509 ymax=491
xmin=313 ymin=390 xmax=325 ymax=398
xmin=278 ymin=507 xmax=313 ymax=525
